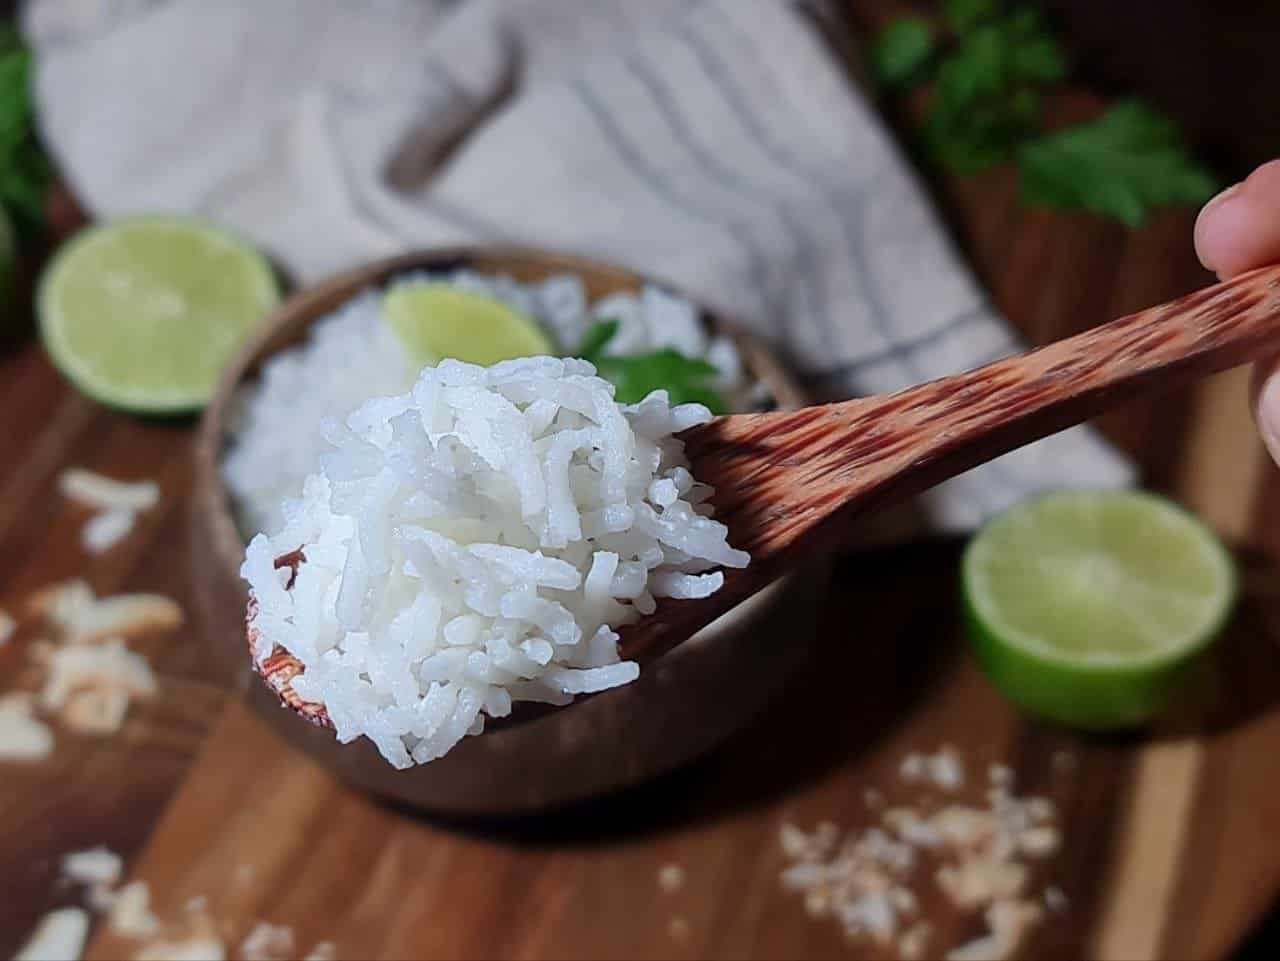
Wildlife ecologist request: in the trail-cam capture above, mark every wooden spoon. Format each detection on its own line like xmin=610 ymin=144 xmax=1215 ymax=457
xmin=251 ymin=264 xmax=1280 ymax=724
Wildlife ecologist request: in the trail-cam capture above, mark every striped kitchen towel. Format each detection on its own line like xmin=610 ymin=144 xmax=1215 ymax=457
xmin=25 ymin=0 xmax=1133 ymax=532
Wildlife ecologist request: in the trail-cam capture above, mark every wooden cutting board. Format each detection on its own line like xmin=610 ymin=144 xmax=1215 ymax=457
xmin=7 ymin=27 xmax=1280 ymax=961
xmin=6 ymin=182 xmax=1280 ymax=961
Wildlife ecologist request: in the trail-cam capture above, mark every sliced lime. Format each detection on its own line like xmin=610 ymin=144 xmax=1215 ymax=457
xmin=963 ymin=490 xmax=1236 ymax=729
xmin=383 ymin=282 xmax=555 ymax=368
xmin=39 ymin=216 xmax=279 ymax=413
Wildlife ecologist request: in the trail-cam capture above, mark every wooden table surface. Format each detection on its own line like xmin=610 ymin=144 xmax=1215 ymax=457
xmin=7 ymin=12 xmax=1280 ymax=961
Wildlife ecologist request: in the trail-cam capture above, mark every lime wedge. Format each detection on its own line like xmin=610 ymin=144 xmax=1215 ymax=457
xmin=383 ymin=282 xmax=554 ymax=368
xmin=962 ymin=490 xmax=1236 ymax=728
xmin=39 ymin=216 xmax=279 ymax=413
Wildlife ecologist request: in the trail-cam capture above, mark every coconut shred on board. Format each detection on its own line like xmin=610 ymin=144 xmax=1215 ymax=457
xmin=779 ymin=748 xmax=1064 ymax=960
xmin=244 ymin=357 xmax=748 ymax=768
xmin=59 ymin=468 xmax=160 ymax=555
xmin=0 ymin=581 xmax=174 ymax=762
xmin=32 ymin=851 xmax=340 ymax=961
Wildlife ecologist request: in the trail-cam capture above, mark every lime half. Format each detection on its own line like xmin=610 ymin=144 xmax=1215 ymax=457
xmin=963 ymin=490 xmax=1237 ymax=729
xmin=39 ymin=216 xmax=279 ymax=413
xmin=384 ymin=282 xmax=554 ymax=368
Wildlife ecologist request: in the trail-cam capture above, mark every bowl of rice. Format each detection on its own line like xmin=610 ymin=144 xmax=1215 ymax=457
xmin=192 ymin=247 xmax=826 ymax=815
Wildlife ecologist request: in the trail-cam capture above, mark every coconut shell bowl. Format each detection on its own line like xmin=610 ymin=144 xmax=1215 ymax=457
xmin=190 ymin=247 xmax=827 ymax=816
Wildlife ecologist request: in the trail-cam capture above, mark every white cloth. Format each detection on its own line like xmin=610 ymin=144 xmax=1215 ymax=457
xmin=25 ymin=0 xmax=1133 ymax=531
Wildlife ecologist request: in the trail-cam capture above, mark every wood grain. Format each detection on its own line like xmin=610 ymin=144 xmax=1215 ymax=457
xmin=74 ymin=543 xmax=1280 ymax=961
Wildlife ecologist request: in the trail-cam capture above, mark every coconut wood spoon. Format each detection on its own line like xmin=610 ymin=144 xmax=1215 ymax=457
xmin=618 ymin=263 xmax=1280 ymax=662
xmin=252 ymin=264 xmax=1280 ymax=724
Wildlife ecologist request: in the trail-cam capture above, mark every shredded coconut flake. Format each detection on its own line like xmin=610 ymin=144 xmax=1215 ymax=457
xmin=62 ymin=846 xmax=123 ymax=886
xmin=302 ymin=942 xmax=337 ymax=961
xmin=82 ymin=508 xmax=137 ymax=554
xmin=61 ymin=688 xmax=132 ymax=735
xmin=780 ymin=747 xmax=1065 ymax=958
xmin=987 ymin=763 xmax=1014 ymax=788
xmin=657 ymin=864 xmax=685 ymax=893
xmin=59 ymin=469 xmax=160 ymax=512
xmin=42 ymin=640 xmax=156 ymax=713
xmin=109 ymin=880 xmax=160 ymax=938
xmin=0 ymin=692 xmax=54 ymax=761
xmin=930 ymin=746 xmax=966 ymax=791
xmin=61 ymin=592 xmax=183 ymax=646
xmin=1044 ymin=885 xmax=1069 ymax=913
xmin=898 ymin=921 xmax=932 ymax=960
xmin=133 ymin=935 xmax=226 ymax=961
xmin=239 ymin=922 xmax=295 ymax=961
xmin=28 ymin=579 xmax=95 ymax=625
xmin=14 ymin=907 xmax=89 ymax=961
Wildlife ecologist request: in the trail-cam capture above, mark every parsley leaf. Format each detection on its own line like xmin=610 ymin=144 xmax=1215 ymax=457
xmin=923 ymin=86 xmax=1039 ymax=172
xmin=0 ymin=26 xmax=51 ymax=243
xmin=1018 ymin=100 xmax=1218 ymax=226
xmin=871 ymin=18 xmax=935 ymax=89
xmin=577 ymin=320 xmax=727 ymax=413
xmin=944 ymin=0 xmax=1002 ymax=33
xmin=874 ymin=3 xmax=1215 ymax=224
xmin=937 ymin=9 xmax=1065 ymax=108
xmin=923 ymin=9 xmax=1066 ymax=172
xmin=576 ymin=318 xmax=619 ymax=359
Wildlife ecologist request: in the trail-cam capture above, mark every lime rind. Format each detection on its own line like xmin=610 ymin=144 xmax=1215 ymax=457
xmin=38 ymin=215 xmax=280 ymax=413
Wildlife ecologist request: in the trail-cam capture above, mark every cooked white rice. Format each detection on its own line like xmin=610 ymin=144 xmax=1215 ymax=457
xmin=223 ymin=271 xmax=746 ymax=535
xmin=223 ymin=290 xmax=416 ymax=536
xmin=242 ymin=357 xmax=747 ymax=768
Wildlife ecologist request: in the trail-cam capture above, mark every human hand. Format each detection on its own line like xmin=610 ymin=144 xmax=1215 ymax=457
xmin=1194 ymin=159 xmax=1280 ymax=463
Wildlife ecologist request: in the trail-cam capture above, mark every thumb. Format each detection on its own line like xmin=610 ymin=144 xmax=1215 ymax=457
xmin=1195 ymin=159 xmax=1280 ymax=280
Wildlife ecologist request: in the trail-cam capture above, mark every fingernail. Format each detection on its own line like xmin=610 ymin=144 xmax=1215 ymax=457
xmin=1194 ymin=182 xmax=1244 ymax=272
xmin=1257 ymin=371 xmax=1280 ymax=464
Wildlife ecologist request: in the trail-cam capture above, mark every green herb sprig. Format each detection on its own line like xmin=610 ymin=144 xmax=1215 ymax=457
xmin=0 ymin=26 xmax=50 ymax=243
xmin=577 ymin=320 xmax=727 ymax=413
xmin=870 ymin=0 xmax=1216 ymax=225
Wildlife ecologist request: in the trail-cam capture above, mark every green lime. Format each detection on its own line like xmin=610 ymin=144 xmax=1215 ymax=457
xmin=383 ymin=282 xmax=554 ymax=368
xmin=962 ymin=490 xmax=1237 ymax=729
xmin=39 ymin=216 xmax=279 ymax=413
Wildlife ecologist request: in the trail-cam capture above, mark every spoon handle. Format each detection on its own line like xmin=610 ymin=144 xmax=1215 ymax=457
xmin=829 ymin=262 xmax=1280 ymax=517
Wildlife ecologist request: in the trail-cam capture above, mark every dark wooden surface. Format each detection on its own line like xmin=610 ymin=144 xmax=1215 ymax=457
xmin=5 ymin=4 xmax=1280 ymax=960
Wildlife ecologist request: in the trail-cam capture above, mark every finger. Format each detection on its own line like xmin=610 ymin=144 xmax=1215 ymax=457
xmin=1194 ymin=159 xmax=1280 ymax=279
xmin=1253 ymin=355 xmax=1280 ymax=466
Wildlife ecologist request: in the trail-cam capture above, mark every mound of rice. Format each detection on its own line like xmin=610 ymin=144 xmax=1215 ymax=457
xmin=223 ymin=272 xmax=747 ymax=536
xmin=242 ymin=357 xmax=748 ymax=768
xmin=223 ymin=290 xmax=416 ymax=535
